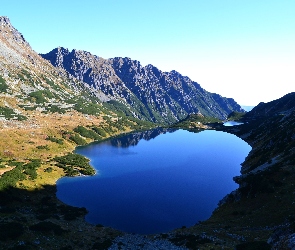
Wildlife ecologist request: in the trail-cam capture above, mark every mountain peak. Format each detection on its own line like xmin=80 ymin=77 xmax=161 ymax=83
xmin=0 ymin=16 xmax=11 ymax=26
xmin=0 ymin=15 xmax=31 ymax=54
xmin=41 ymin=48 xmax=244 ymax=122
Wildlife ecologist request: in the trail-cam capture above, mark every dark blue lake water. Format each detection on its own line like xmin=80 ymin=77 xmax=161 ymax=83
xmin=56 ymin=129 xmax=251 ymax=234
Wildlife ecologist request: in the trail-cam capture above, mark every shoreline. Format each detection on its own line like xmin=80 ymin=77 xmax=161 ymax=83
xmin=56 ymin=126 xmax=251 ymax=234
xmin=2 ymin=119 xmax=290 ymax=249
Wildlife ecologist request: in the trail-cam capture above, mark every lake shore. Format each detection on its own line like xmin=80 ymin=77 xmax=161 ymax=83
xmin=1 ymin=114 xmax=293 ymax=249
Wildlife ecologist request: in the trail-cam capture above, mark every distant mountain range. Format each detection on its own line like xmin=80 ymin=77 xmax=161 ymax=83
xmin=1 ymin=16 xmax=295 ymax=249
xmin=40 ymin=47 xmax=244 ymax=123
xmin=0 ymin=15 xmax=244 ymax=124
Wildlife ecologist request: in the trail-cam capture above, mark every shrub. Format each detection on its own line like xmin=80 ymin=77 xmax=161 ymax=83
xmin=43 ymin=105 xmax=66 ymax=114
xmin=54 ymin=153 xmax=95 ymax=176
xmin=36 ymin=145 xmax=49 ymax=150
xmin=0 ymin=167 xmax=26 ymax=190
xmin=17 ymin=114 xmax=27 ymax=121
xmin=28 ymin=91 xmax=47 ymax=104
xmin=22 ymin=159 xmax=41 ymax=180
xmin=23 ymin=168 xmax=37 ymax=180
xmin=92 ymin=126 xmax=107 ymax=137
xmin=46 ymin=136 xmax=64 ymax=145
xmin=44 ymin=167 xmax=53 ymax=173
xmin=0 ymin=75 xmax=9 ymax=93
xmin=69 ymin=134 xmax=87 ymax=145
xmin=73 ymin=99 xmax=101 ymax=115
xmin=0 ymin=106 xmax=15 ymax=119
xmin=74 ymin=126 xmax=101 ymax=140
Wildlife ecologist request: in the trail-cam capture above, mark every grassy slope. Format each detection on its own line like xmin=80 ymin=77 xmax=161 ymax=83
xmin=0 ymin=107 xmax=157 ymax=249
xmin=0 ymin=49 xmax=294 ymax=248
xmin=1 ymin=105 xmax=294 ymax=249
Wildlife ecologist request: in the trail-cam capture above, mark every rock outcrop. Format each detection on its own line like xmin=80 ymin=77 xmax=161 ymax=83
xmin=41 ymin=48 xmax=244 ymax=123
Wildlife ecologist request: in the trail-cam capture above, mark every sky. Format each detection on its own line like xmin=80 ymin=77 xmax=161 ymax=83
xmin=1 ymin=0 xmax=295 ymax=106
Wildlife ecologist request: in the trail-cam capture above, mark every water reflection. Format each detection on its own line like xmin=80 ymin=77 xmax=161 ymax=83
xmin=102 ymin=128 xmax=177 ymax=148
xmin=223 ymin=121 xmax=243 ymax=126
xmin=58 ymin=129 xmax=251 ymax=234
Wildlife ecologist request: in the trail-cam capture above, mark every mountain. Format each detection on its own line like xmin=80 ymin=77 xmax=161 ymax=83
xmin=0 ymin=16 xmax=108 ymax=118
xmin=210 ymin=93 xmax=295 ymax=248
xmin=0 ymin=16 xmax=156 ymax=249
xmin=41 ymin=47 xmax=244 ymax=124
xmin=0 ymin=15 xmax=155 ymax=178
xmin=0 ymin=16 xmax=155 ymax=131
xmin=243 ymin=92 xmax=295 ymax=120
xmin=1 ymin=16 xmax=295 ymax=249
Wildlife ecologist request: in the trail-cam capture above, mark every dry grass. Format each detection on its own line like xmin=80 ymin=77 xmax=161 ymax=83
xmin=0 ymin=166 xmax=14 ymax=176
xmin=0 ymin=110 xmax=106 ymax=189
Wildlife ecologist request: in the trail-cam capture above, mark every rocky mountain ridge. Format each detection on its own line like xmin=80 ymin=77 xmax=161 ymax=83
xmin=0 ymin=16 xmax=127 ymax=127
xmin=2 ymin=15 xmax=294 ymax=249
xmin=244 ymin=92 xmax=295 ymax=120
xmin=41 ymin=47 xmax=244 ymax=124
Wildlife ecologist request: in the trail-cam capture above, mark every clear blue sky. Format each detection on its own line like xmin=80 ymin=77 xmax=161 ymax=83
xmin=2 ymin=0 xmax=295 ymax=106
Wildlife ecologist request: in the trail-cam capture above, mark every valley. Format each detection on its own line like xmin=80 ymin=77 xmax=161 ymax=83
xmin=0 ymin=16 xmax=294 ymax=249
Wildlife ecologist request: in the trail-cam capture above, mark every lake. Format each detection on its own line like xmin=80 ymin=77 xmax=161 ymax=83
xmin=56 ymin=128 xmax=251 ymax=234
xmin=223 ymin=121 xmax=244 ymax=126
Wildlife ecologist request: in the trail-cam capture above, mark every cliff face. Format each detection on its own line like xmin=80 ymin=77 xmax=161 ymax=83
xmin=41 ymin=48 xmax=244 ymax=124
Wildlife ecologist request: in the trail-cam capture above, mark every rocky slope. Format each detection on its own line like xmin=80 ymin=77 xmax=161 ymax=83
xmin=208 ymin=93 xmax=295 ymax=249
xmin=41 ymin=47 xmax=244 ymax=124
xmin=160 ymin=93 xmax=295 ymax=249
xmin=0 ymin=16 xmax=157 ymax=250
xmin=243 ymin=92 xmax=295 ymax=120
xmin=1 ymin=15 xmax=294 ymax=249
xmin=0 ymin=16 xmax=110 ymax=119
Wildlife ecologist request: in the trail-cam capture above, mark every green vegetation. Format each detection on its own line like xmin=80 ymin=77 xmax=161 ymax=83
xmin=103 ymin=100 xmax=135 ymax=117
xmin=70 ymin=98 xmax=102 ymax=115
xmin=227 ymin=111 xmax=246 ymax=121
xmin=23 ymin=159 xmax=41 ymax=180
xmin=74 ymin=125 xmax=101 ymax=140
xmin=0 ymin=159 xmax=43 ymax=190
xmin=20 ymin=69 xmax=32 ymax=80
xmin=28 ymin=91 xmax=47 ymax=104
xmin=0 ymin=75 xmax=9 ymax=93
xmin=46 ymin=136 xmax=64 ymax=145
xmin=103 ymin=98 xmax=159 ymax=123
xmin=44 ymin=167 xmax=53 ymax=173
xmin=0 ymin=166 xmax=26 ymax=190
xmin=69 ymin=134 xmax=87 ymax=146
xmin=0 ymin=106 xmax=27 ymax=121
xmin=36 ymin=145 xmax=50 ymax=150
xmin=43 ymin=105 xmax=66 ymax=114
xmin=172 ymin=113 xmax=221 ymax=128
xmin=28 ymin=90 xmax=56 ymax=104
xmin=92 ymin=126 xmax=107 ymax=137
xmin=54 ymin=153 xmax=95 ymax=176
